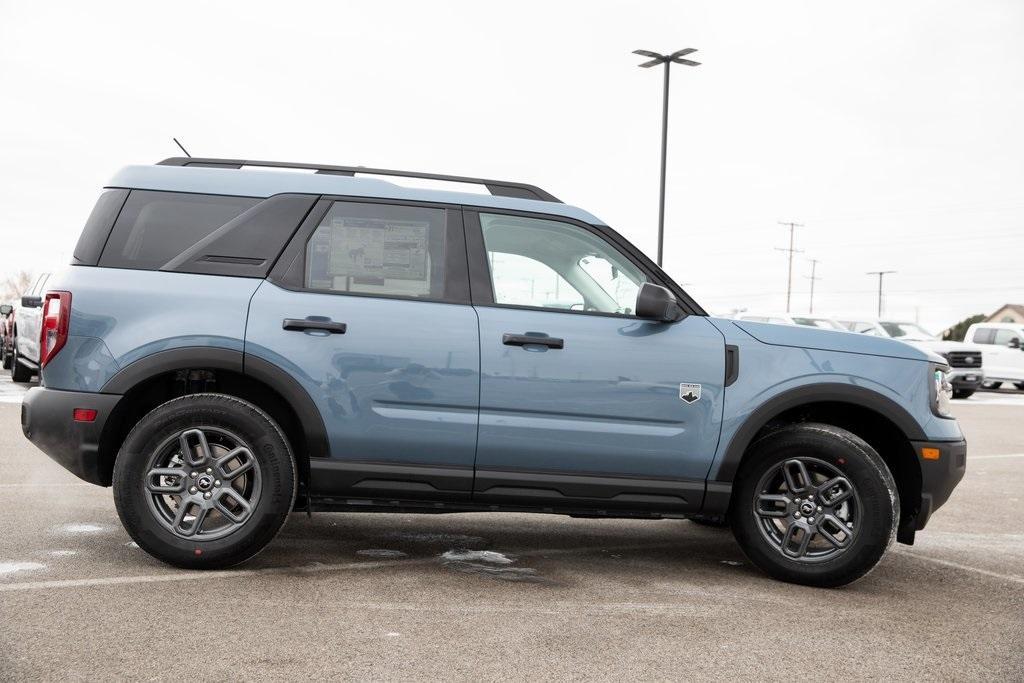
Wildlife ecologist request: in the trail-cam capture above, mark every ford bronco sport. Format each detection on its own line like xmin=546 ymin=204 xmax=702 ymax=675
xmin=21 ymin=158 xmax=966 ymax=587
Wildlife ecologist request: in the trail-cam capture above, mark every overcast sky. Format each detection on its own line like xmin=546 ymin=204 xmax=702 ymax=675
xmin=1 ymin=0 xmax=1021 ymax=331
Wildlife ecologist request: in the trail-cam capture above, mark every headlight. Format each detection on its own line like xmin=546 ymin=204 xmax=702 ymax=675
xmin=931 ymin=364 xmax=953 ymax=417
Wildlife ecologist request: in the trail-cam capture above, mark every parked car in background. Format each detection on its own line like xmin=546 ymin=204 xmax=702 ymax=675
xmin=734 ymin=312 xmax=848 ymax=331
xmin=21 ymin=157 xmax=966 ymax=587
xmin=0 ymin=303 xmax=14 ymax=370
xmin=963 ymin=322 xmax=1024 ymax=390
xmin=10 ymin=272 xmax=51 ymax=382
xmin=838 ymin=319 xmax=984 ymax=399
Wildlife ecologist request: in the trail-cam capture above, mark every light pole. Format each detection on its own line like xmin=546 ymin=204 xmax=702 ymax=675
xmin=867 ymin=270 xmax=896 ymax=317
xmin=634 ymin=48 xmax=700 ymax=267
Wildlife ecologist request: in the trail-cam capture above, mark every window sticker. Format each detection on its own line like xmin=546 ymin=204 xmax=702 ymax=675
xmin=326 ymin=217 xmax=428 ymax=284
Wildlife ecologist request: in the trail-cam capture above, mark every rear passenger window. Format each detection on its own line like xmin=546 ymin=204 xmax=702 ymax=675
xmin=994 ymin=329 xmax=1021 ymax=345
xmin=99 ymin=191 xmax=259 ymax=270
xmin=304 ymin=202 xmax=446 ymax=300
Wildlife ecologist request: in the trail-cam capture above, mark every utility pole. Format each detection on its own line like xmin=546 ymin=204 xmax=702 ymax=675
xmin=633 ymin=48 xmax=700 ymax=267
xmin=805 ymin=259 xmax=822 ymax=313
xmin=775 ymin=221 xmax=804 ymax=313
xmin=866 ymin=270 xmax=896 ymax=317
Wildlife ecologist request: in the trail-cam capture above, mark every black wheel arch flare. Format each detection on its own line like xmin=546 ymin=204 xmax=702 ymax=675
xmin=704 ymin=383 xmax=927 ymax=517
xmin=98 ymin=347 xmax=329 ymax=486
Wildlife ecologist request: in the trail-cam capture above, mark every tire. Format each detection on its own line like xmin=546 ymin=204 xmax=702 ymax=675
xmin=10 ymin=339 xmax=32 ymax=383
xmin=113 ymin=393 xmax=296 ymax=569
xmin=952 ymin=389 xmax=974 ymax=399
xmin=1015 ymin=383 xmax=1024 ymax=391
xmin=1 ymin=343 xmax=9 ymax=370
xmin=730 ymin=423 xmax=898 ymax=588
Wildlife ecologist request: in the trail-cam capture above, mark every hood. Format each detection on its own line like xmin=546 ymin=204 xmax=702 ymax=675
xmin=897 ymin=338 xmax=982 ymax=354
xmin=726 ymin=319 xmax=939 ymax=363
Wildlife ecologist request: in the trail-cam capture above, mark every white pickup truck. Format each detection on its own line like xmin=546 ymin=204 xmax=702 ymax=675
xmin=10 ymin=272 xmax=51 ymax=383
xmin=963 ymin=322 xmax=1024 ymax=390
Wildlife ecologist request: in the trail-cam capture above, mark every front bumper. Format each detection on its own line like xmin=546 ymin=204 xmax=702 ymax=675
xmin=21 ymin=387 xmax=121 ymax=486
xmin=947 ymin=369 xmax=983 ymax=390
xmin=910 ymin=438 xmax=966 ymax=531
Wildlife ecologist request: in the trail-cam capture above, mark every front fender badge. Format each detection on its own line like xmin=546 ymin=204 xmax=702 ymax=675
xmin=679 ymin=383 xmax=702 ymax=404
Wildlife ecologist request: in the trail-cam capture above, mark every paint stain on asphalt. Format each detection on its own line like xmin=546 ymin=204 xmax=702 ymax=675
xmin=440 ymin=549 xmax=544 ymax=582
xmin=0 ymin=561 xmax=46 ymax=576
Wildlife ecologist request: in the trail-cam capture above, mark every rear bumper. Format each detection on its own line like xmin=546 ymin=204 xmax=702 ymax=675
xmin=21 ymin=387 xmax=121 ymax=486
xmin=910 ymin=438 xmax=967 ymax=530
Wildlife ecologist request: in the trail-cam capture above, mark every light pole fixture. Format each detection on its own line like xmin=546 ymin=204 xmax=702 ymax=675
xmin=634 ymin=47 xmax=700 ymax=267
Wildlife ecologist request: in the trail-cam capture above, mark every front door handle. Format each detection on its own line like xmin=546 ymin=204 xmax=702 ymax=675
xmin=282 ymin=318 xmax=347 ymax=334
xmin=502 ymin=333 xmax=564 ymax=349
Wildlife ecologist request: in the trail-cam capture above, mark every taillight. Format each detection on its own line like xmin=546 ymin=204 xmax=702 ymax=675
xmin=39 ymin=291 xmax=71 ymax=369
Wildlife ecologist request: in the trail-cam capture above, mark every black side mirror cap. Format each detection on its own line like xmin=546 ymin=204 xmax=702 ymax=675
xmin=21 ymin=295 xmax=42 ymax=309
xmin=635 ymin=282 xmax=685 ymax=322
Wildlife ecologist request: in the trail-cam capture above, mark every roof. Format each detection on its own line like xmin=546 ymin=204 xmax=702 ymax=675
xmin=106 ymin=164 xmax=607 ymax=226
xmin=987 ymin=303 xmax=1024 ymax=321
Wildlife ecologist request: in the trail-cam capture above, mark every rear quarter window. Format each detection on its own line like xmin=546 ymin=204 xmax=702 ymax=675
xmin=98 ymin=191 xmax=259 ymax=270
xmin=73 ymin=189 xmax=129 ymax=265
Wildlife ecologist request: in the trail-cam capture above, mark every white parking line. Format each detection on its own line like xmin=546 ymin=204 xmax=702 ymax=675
xmin=969 ymin=453 xmax=1024 ymax=460
xmin=899 ymin=551 xmax=1024 ymax=586
xmin=0 ymin=543 xmax=677 ymax=593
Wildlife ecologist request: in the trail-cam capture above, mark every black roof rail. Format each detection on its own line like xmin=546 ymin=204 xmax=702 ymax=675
xmin=157 ymin=157 xmax=561 ymax=203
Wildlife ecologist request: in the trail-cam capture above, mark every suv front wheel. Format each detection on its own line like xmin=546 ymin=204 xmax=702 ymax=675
xmin=730 ymin=423 xmax=898 ymax=587
xmin=113 ymin=394 xmax=296 ymax=569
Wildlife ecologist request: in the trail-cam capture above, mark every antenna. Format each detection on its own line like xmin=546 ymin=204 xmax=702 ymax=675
xmin=172 ymin=137 xmax=192 ymax=158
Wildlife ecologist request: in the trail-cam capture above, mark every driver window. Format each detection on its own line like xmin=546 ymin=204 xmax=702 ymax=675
xmin=479 ymin=213 xmax=647 ymax=315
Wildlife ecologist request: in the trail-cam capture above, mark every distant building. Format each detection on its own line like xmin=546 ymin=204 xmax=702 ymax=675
xmin=986 ymin=303 xmax=1024 ymax=324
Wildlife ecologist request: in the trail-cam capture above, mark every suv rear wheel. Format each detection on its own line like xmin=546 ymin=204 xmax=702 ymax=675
xmin=113 ymin=394 xmax=296 ymax=569
xmin=730 ymin=423 xmax=898 ymax=587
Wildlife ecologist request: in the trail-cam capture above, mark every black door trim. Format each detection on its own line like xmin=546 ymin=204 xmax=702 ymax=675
xmin=473 ymin=468 xmax=704 ymax=512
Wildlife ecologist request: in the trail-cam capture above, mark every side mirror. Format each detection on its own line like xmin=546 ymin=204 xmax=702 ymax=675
xmin=0 ymin=304 xmax=11 ymax=316
xmin=1010 ymin=337 xmax=1021 ymax=350
xmin=21 ymin=295 xmax=42 ymax=309
xmin=635 ymin=283 xmax=684 ymax=322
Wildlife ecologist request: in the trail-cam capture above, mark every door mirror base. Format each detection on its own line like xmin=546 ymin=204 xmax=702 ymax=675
xmin=635 ymin=283 xmax=685 ymax=323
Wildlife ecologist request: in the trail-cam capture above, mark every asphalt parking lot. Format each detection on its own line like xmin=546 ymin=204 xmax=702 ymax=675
xmin=1 ymin=377 xmax=1022 ymax=680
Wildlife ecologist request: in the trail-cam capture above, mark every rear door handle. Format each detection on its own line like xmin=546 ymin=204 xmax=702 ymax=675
xmin=502 ymin=333 xmax=564 ymax=349
xmin=282 ymin=318 xmax=347 ymax=334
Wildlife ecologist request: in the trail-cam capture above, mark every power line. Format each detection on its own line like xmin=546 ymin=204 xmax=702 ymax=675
xmin=775 ymin=221 xmax=804 ymax=312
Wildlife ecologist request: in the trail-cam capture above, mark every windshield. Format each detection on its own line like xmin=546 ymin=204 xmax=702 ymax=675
xmin=792 ymin=317 xmax=845 ymax=331
xmin=880 ymin=321 xmax=935 ymax=339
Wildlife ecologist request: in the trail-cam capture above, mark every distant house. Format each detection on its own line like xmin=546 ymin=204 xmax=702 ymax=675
xmin=986 ymin=303 xmax=1024 ymax=324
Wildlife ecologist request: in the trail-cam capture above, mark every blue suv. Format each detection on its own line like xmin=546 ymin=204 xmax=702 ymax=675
xmin=22 ymin=158 xmax=966 ymax=586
